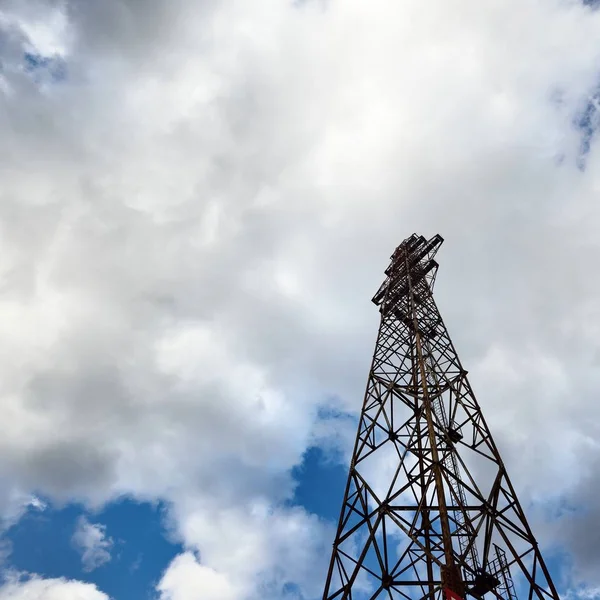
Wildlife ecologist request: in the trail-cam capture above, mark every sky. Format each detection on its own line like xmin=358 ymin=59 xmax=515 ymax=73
xmin=0 ymin=0 xmax=600 ymax=599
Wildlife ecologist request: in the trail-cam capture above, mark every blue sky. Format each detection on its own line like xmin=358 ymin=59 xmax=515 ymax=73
xmin=4 ymin=499 xmax=180 ymax=600
xmin=23 ymin=52 xmax=66 ymax=83
xmin=0 ymin=449 xmax=348 ymax=600
xmin=2 ymin=1 xmax=600 ymax=600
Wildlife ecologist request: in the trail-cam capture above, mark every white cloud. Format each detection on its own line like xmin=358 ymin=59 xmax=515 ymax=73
xmin=178 ymin=500 xmax=331 ymax=598
xmin=26 ymin=496 xmax=46 ymax=512
xmin=0 ymin=574 xmax=109 ymax=600
xmin=158 ymin=502 xmax=333 ymax=600
xmin=565 ymin=587 xmax=600 ymax=600
xmin=157 ymin=553 xmax=239 ymax=600
xmin=0 ymin=0 xmax=598 ymax=596
xmin=71 ymin=517 xmax=113 ymax=572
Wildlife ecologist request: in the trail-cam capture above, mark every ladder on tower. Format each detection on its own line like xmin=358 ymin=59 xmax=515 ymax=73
xmin=422 ymin=346 xmax=480 ymax=575
xmin=422 ymin=343 xmax=517 ymax=600
xmin=488 ymin=545 xmax=517 ymax=600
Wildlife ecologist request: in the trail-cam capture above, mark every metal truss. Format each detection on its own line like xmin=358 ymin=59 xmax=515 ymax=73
xmin=322 ymin=234 xmax=560 ymax=600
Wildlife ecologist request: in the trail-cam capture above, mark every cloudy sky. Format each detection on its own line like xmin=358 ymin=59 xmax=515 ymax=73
xmin=0 ymin=0 xmax=600 ymax=598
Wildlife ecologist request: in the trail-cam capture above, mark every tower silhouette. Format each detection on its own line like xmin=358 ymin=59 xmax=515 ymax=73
xmin=322 ymin=234 xmax=560 ymax=600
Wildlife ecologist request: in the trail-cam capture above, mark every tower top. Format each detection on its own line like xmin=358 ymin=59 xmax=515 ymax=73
xmin=372 ymin=233 xmax=444 ymax=309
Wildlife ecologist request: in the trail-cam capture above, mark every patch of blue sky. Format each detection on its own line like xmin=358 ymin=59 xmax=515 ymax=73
xmin=282 ymin=581 xmax=303 ymax=599
xmin=23 ymin=51 xmax=66 ymax=83
xmin=531 ymin=494 xmax=581 ymax=523
xmin=2 ymin=497 xmax=182 ymax=600
xmin=545 ymin=548 xmax=576 ymax=592
xmin=290 ymin=446 xmax=348 ymax=522
xmin=575 ymin=85 xmax=600 ymax=171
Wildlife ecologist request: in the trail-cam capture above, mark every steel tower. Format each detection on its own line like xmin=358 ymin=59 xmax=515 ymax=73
xmin=322 ymin=234 xmax=560 ymax=600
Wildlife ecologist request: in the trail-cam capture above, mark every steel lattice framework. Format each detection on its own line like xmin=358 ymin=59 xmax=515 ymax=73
xmin=322 ymin=234 xmax=560 ymax=600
